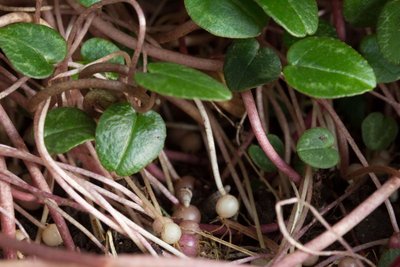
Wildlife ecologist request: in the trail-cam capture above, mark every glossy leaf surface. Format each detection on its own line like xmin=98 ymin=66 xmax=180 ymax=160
xmin=360 ymin=35 xmax=400 ymax=83
xmin=96 ymin=103 xmax=166 ymax=176
xmin=224 ymin=39 xmax=281 ymax=92
xmin=296 ymin=127 xmax=339 ymax=169
xmin=184 ymin=0 xmax=268 ymax=38
xmin=81 ymin=37 xmax=123 ymax=64
xmin=135 ymin=62 xmax=232 ymax=101
xmin=283 ymin=37 xmax=376 ymax=98
xmin=248 ymin=134 xmax=284 ymax=172
xmin=377 ymin=0 xmax=400 ymax=64
xmin=254 ymin=0 xmax=318 ymax=37
xmin=44 ymin=108 xmax=96 ymax=154
xmin=0 ymin=23 xmax=66 ymax=78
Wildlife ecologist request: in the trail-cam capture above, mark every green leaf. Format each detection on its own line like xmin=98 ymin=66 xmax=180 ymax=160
xmin=184 ymin=0 xmax=268 ymax=38
xmin=223 ymin=39 xmax=281 ymax=92
xmin=360 ymin=35 xmax=400 ymax=83
xmin=343 ymin=0 xmax=388 ymax=27
xmin=283 ymin=37 xmax=376 ymax=98
xmin=135 ymin=62 xmax=232 ymax=101
xmin=95 ymin=103 xmax=166 ymax=176
xmin=0 ymin=23 xmax=66 ymax=79
xmin=377 ymin=0 xmax=400 ymax=64
xmin=248 ymin=135 xmax=284 ymax=172
xmin=296 ymin=127 xmax=339 ymax=169
xmin=254 ymin=0 xmax=318 ymax=37
xmin=81 ymin=38 xmax=124 ymax=80
xmin=76 ymin=0 xmax=100 ymax=7
xmin=81 ymin=37 xmax=123 ymax=64
xmin=283 ymin=19 xmax=337 ymax=48
xmin=378 ymin=249 xmax=400 ymax=267
xmin=361 ymin=112 xmax=398 ymax=151
xmin=44 ymin=108 xmax=96 ymax=154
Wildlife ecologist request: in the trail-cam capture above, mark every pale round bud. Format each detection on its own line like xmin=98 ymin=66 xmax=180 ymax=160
xmin=161 ymin=222 xmax=182 ymax=244
xmin=42 ymin=224 xmax=63 ymax=247
xmin=152 ymin=217 xmax=173 ymax=236
xmin=216 ymin=194 xmax=239 ymax=218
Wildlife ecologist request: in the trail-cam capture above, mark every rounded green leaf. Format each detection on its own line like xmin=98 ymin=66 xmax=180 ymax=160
xmin=96 ymin=103 xmax=166 ymax=176
xmin=343 ymin=0 xmax=388 ymax=27
xmin=378 ymin=249 xmax=400 ymax=267
xmin=0 ymin=23 xmax=66 ymax=79
xmin=254 ymin=0 xmax=318 ymax=37
xmin=361 ymin=112 xmax=398 ymax=151
xmin=283 ymin=37 xmax=376 ymax=98
xmin=296 ymin=127 xmax=339 ymax=169
xmin=81 ymin=37 xmax=124 ymax=80
xmin=81 ymin=37 xmax=123 ymax=64
xmin=44 ymin=108 xmax=96 ymax=154
xmin=248 ymin=135 xmax=284 ymax=172
xmin=77 ymin=0 xmax=100 ymax=7
xmin=184 ymin=0 xmax=268 ymax=38
xmin=377 ymin=0 xmax=400 ymax=64
xmin=223 ymin=39 xmax=281 ymax=92
xmin=360 ymin=35 xmax=400 ymax=83
xmin=135 ymin=62 xmax=232 ymax=101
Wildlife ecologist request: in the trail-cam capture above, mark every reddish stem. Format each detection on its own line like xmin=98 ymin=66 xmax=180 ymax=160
xmin=0 ymin=157 xmax=16 ymax=259
xmin=145 ymin=163 xmax=165 ymax=181
xmin=65 ymin=0 xmax=223 ymax=71
xmin=274 ymin=177 xmax=400 ymax=266
xmin=241 ymin=91 xmax=301 ymax=183
xmin=0 ymin=105 xmax=75 ymax=250
xmin=0 ymin=233 xmax=102 ymax=267
xmin=332 ymin=0 xmax=346 ymax=41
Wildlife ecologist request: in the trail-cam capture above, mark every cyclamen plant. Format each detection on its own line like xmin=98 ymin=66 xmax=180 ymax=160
xmin=0 ymin=0 xmax=399 ymax=267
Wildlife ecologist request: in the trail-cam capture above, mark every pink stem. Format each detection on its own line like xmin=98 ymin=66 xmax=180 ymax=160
xmin=145 ymin=163 xmax=165 ymax=181
xmin=0 ymin=233 xmax=253 ymax=267
xmin=332 ymin=0 xmax=346 ymax=41
xmin=0 ymin=233 xmax=102 ymax=267
xmin=241 ymin=91 xmax=301 ymax=183
xmin=0 ymin=105 xmax=75 ymax=250
xmin=0 ymin=157 xmax=16 ymax=259
xmin=65 ymin=0 xmax=223 ymax=71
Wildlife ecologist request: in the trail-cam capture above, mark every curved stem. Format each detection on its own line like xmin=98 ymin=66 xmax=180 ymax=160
xmin=241 ymin=90 xmax=301 ymax=183
xmin=274 ymin=176 xmax=400 ymax=267
xmin=0 ymin=158 xmax=16 ymax=259
xmin=0 ymin=105 xmax=75 ymax=250
xmin=65 ymin=0 xmax=223 ymax=71
xmin=28 ymin=78 xmax=150 ymax=112
xmin=318 ymin=99 xmax=400 ymax=232
xmin=194 ymin=99 xmax=226 ymax=196
xmin=79 ymin=62 xmax=129 ymax=80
